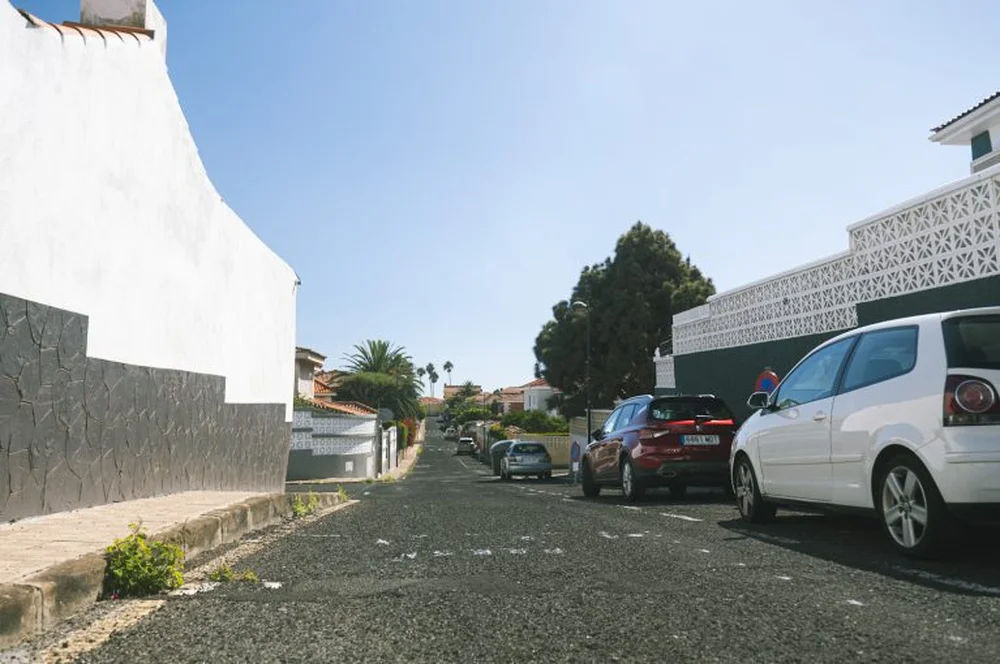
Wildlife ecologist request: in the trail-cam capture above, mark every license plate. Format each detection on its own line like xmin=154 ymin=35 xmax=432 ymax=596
xmin=681 ymin=435 xmax=719 ymax=446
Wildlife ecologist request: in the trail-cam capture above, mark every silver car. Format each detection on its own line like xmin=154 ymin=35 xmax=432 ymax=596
xmin=455 ymin=436 xmax=477 ymax=455
xmin=500 ymin=442 xmax=552 ymax=480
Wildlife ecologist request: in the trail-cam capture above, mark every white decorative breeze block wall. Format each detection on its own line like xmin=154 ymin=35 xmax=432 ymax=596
xmin=292 ymin=409 xmax=378 ymax=457
xmin=654 ymin=354 xmax=676 ymax=389
xmin=671 ymin=169 xmax=1000 ymax=356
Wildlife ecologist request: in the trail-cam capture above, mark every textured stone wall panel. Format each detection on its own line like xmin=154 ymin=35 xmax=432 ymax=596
xmin=0 ymin=292 xmax=290 ymax=522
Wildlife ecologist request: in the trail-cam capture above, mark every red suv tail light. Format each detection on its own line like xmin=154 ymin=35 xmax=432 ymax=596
xmin=639 ymin=428 xmax=671 ymax=443
xmin=943 ymin=375 xmax=1000 ymax=426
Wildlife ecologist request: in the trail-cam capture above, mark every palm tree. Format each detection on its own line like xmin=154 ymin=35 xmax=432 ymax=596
xmin=337 ymin=340 xmax=422 ymax=419
xmin=344 ymin=340 xmax=413 ymax=375
xmin=443 ymin=360 xmax=454 ymax=385
xmin=425 ymin=363 xmax=437 ymax=398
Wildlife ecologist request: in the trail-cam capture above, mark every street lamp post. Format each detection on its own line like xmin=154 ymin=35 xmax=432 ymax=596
xmin=572 ymin=300 xmax=591 ymax=484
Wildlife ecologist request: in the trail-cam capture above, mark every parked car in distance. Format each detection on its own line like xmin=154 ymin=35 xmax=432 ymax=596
xmin=489 ymin=439 xmax=516 ymax=475
xmin=500 ymin=441 xmax=552 ymax=480
xmin=581 ymin=393 xmax=738 ymax=502
xmin=731 ymin=306 xmax=1000 ymax=559
xmin=455 ymin=436 xmax=477 ymax=455
xmin=444 ymin=427 xmax=457 ymax=441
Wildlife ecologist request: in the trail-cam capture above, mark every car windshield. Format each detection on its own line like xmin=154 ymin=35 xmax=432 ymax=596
xmin=649 ymin=397 xmax=734 ymax=422
xmin=512 ymin=444 xmax=547 ymax=455
xmin=943 ymin=315 xmax=1000 ymax=370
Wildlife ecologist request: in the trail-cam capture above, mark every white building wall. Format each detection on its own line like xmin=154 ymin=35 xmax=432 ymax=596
xmin=296 ymin=362 xmax=315 ymax=398
xmin=0 ymin=2 xmax=297 ymax=420
xmin=524 ymin=386 xmax=555 ymax=412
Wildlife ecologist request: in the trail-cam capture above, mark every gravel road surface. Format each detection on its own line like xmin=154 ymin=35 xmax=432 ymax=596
xmin=52 ymin=426 xmax=1000 ymax=662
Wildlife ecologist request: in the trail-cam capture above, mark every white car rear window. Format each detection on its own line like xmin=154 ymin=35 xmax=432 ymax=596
xmin=943 ymin=315 xmax=1000 ymax=370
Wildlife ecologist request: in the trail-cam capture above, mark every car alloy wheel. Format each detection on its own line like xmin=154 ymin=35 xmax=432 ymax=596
xmin=734 ymin=456 xmax=775 ymax=523
xmin=620 ymin=458 xmax=644 ymax=502
xmin=881 ymin=464 xmax=929 ymax=550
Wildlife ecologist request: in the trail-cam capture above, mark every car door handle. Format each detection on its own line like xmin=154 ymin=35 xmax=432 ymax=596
xmin=813 ymin=412 xmax=827 ymax=422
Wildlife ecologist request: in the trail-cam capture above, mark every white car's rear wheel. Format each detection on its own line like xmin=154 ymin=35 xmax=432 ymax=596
xmin=876 ymin=454 xmax=953 ymax=559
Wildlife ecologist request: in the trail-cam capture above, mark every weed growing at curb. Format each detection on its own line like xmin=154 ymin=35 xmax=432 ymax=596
xmin=103 ymin=522 xmax=185 ymax=599
xmin=364 ymin=478 xmax=375 ymax=484
xmin=208 ymin=563 xmax=259 ymax=583
xmin=380 ymin=474 xmax=397 ymax=483
xmin=291 ymin=491 xmax=321 ymax=519
xmin=336 ymin=485 xmax=349 ymax=502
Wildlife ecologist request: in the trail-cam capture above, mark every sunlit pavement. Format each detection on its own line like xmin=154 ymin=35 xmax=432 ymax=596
xmin=65 ymin=429 xmax=1000 ymax=662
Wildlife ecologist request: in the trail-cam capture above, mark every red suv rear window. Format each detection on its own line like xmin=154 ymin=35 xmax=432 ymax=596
xmin=649 ymin=398 xmax=734 ymax=423
xmin=942 ymin=315 xmax=1000 ymax=370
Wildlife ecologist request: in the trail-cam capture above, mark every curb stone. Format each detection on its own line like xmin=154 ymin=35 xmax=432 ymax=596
xmin=0 ymin=491 xmax=344 ymax=649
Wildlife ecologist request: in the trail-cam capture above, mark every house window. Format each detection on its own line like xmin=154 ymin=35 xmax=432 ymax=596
xmin=971 ymin=131 xmax=993 ymax=160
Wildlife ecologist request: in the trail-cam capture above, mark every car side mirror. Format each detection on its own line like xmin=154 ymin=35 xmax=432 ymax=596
xmin=746 ymin=391 xmax=772 ymax=411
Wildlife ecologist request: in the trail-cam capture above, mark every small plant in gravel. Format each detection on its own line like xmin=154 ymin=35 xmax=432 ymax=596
xmin=208 ymin=563 xmax=258 ymax=583
xmin=291 ymin=491 xmax=321 ymax=519
xmin=103 ymin=522 xmax=185 ymax=599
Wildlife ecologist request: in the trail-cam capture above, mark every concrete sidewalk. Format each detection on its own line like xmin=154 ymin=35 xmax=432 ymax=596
xmin=0 ymin=489 xmax=346 ymax=648
xmin=286 ymin=443 xmax=423 ymax=486
xmin=0 ymin=491 xmax=262 ymax=584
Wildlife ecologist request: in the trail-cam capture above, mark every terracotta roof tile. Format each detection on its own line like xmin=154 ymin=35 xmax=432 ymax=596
xmin=16 ymin=9 xmax=154 ymax=42
xmin=303 ymin=397 xmax=376 ymax=417
xmin=521 ymin=378 xmax=549 ymax=388
xmin=932 ymin=91 xmax=1000 ymax=133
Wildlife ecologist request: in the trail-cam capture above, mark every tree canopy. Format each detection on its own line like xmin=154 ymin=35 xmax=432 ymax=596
xmin=533 ymin=222 xmax=715 ymax=418
xmin=336 ymin=340 xmax=423 ymax=420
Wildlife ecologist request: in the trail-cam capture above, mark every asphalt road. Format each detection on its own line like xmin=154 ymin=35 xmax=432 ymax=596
xmin=65 ymin=427 xmax=1000 ymax=662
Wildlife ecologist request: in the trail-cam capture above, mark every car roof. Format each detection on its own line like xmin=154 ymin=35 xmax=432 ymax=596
xmin=815 ymin=305 xmax=1000 ymax=352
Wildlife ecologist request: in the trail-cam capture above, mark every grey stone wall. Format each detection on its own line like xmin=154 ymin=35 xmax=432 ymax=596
xmin=0 ymin=292 xmax=290 ymax=522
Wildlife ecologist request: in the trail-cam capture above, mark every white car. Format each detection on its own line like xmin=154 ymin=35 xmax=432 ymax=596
xmin=730 ymin=306 xmax=1000 ymax=559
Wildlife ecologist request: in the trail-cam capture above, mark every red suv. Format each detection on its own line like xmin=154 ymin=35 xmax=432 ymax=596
xmin=581 ymin=394 xmax=739 ymax=502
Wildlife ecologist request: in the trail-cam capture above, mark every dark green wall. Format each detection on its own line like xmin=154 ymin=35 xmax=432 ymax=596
xmin=673 ymin=274 xmax=1000 ymax=422
xmin=856 ymin=274 xmax=1000 ymax=326
xmin=674 ymin=331 xmax=839 ymax=422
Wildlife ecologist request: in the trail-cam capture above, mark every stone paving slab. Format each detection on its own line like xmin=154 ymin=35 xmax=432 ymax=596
xmin=0 ymin=491 xmax=264 ymax=584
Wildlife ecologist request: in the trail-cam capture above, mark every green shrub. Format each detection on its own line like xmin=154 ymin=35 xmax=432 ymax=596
xmin=291 ymin=491 xmax=321 ymax=518
xmin=500 ymin=410 xmax=568 ymax=433
xmin=397 ymin=423 xmax=409 ymax=449
xmin=208 ymin=563 xmax=258 ymax=583
xmin=336 ymin=485 xmax=349 ymax=502
xmin=104 ymin=522 xmax=185 ymax=599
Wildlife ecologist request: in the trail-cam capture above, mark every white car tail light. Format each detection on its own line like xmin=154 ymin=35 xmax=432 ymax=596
xmin=943 ymin=375 xmax=1000 ymax=426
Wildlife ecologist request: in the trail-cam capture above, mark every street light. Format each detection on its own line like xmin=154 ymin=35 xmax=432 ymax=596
xmin=572 ymin=300 xmax=591 ymax=484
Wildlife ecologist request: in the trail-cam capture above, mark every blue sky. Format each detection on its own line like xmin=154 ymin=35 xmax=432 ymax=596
xmin=20 ymin=0 xmax=999 ymax=395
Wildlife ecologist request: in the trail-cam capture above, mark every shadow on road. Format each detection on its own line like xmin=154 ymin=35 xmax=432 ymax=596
xmin=718 ymin=512 xmax=1000 ymax=597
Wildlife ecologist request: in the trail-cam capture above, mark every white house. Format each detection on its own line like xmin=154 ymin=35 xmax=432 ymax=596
xmin=931 ymin=90 xmax=1000 ymax=174
xmin=522 ymin=378 xmax=558 ymax=415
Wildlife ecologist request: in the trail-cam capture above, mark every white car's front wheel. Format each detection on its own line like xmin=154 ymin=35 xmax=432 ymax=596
xmin=734 ymin=456 xmax=775 ymax=523
xmin=876 ymin=454 xmax=953 ymax=559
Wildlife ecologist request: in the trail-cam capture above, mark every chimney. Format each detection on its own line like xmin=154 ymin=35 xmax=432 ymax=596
xmin=79 ymin=0 xmax=168 ymax=58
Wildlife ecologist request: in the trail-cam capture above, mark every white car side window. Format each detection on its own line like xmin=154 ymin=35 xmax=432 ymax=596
xmin=775 ymin=338 xmax=855 ymax=410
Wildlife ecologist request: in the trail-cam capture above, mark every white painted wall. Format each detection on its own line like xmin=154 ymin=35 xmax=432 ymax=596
xmin=0 ymin=3 xmax=297 ymax=420
xmin=296 ymin=361 xmax=315 ymax=398
xmin=523 ymin=386 xmax=555 ymax=412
